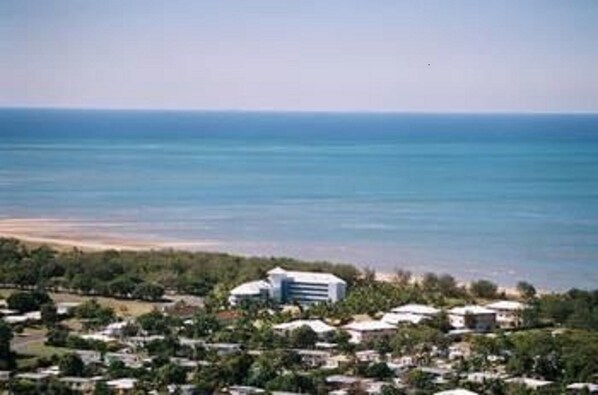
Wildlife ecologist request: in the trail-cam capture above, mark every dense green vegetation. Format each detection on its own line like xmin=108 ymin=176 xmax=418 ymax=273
xmin=2 ymin=237 xmax=598 ymax=332
xmin=0 ymin=237 xmax=359 ymax=300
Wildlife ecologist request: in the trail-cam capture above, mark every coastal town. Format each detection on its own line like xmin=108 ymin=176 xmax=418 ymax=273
xmin=1 ymin=239 xmax=597 ymax=394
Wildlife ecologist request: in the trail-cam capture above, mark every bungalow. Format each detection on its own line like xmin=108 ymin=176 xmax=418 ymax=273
xmin=227 ymin=385 xmax=266 ymax=394
xmin=435 ymin=389 xmax=479 ymax=395
xmin=326 ymin=375 xmax=363 ymax=388
xmin=420 ymin=367 xmax=455 ymax=385
xmin=448 ymin=305 xmax=496 ymax=332
xmin=0 ymin=308 xmax=18 ymax=316
xmin=295 ymin=349 xmax=331 ymax=368
xmin=465 ymin=372 xmax=507 ymax=384
xmin=381 ymin=312 xmax=428 ymax=325
xmin=391 ymin=304 xmax=440 ymax=317
xmin=14 ymin=372 xmax=51 ymax=384
xmin=272 ymin=319 xmax=336 ymax=337
xmin=101 ymin=321 xmax=129 ymax=337
xmin=167 ymin=384 xmax=198 ymax=395
xmin=567 ymin=383 xmax=598 ymax=394
xmin=505 ymin=377 xmax=554 ymax=391
xmin=59 ymin=376 xmax=100 ymax=393
xmin=106 ymin=378 xmax=138 ymax=393
xmin=56 ymin=302 xmax=81 ymax=316
xmin=324 ymin=354 xmax=352 ymax=370
xmin=485 ymin=300 xmax=527 ymax=328
xmin=343 ymin=320 xmax=396 ymax=344
xmin=204 ymin=342 xmax=242 ymax=355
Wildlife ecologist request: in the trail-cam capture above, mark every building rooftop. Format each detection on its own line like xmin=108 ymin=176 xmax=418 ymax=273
xmin=435 ymin=389 xmax=479 ymax=395
xmin=486 ymin=300 xmax=527 ymax=311
xmin=391 ymin=303 xmax=440 ymax=315
xmin=449 ymin=305 xmax=496 ymax=315
xmin=344 ymin=320 xmax=396 ymax=331
xmin=267 ymin=266 xmax=346 ymax=285
xmin=567 ymin=383 xmax=598 ymax=392
xmin=230 ymin=280 xmax=271 ymax=296
xmin=325 ymin=375 xmax=362 ymax=385
xmin=505 ymin=377 xmax=553 ymax=388
xmin=107 ymin=378 xmax=138 ymax=389
xmin=15 ymin=372 xmax=51 ymax=381
xmin=273 ymin=319 xmax=336 ymax=334
xmin=381 ymin=312 xmax=428 ymax=325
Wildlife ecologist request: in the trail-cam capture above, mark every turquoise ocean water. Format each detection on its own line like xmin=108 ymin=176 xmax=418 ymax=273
xmin=1 ymin=109 xmax=597 ymax=289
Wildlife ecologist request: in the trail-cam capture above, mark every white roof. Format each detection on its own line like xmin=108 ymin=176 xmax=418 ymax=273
xmin=273 ymin=319 xmax=336 ymax=334
xmin=3 ymin=315 xmax=29 ymax=324
xmin=107 ymin=378 xmax=138 ymax=389
xmin=466 ymin=372 xmax=505 ymax=383
xmin=80 ymin=333 xmax=115 ymax=342
xmin=267 ymin=267 xmax=345 ymax=285
xmin=391 ymin=304 xmax=440 ymax=315
xmin=230 ymin=280 xmax=271 ymax=296
xmin=25 ymin=311 xmax=41 ymax=320
xmin=435 ymin=389 xmax=479 ymax=395
xmin=567 ymin=383 xmax=598 ymax=391
xmin=381 ymin=312 xmax=428 ymax=325
xmin=449 ymin=305 xmax=495 ymax=315
xmin=505 ymin=377 xmax=553 ymax=388
xmin=56 ymin=302 xmax=81 ymax=307
xmin=105 ymin=321 xmax=128 ymax=330
xmin=485 ymin=300 xmax=527 ymax=311
xmin=344 ymin=320 xmax=396 ymax=332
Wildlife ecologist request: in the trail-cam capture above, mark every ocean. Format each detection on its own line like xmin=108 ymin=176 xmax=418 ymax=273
xmin=1 ymin=109 xmax=597 ymax=289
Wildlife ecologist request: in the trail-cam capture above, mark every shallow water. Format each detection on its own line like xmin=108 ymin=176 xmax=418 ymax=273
xmin=1 ymin=109 xmax=597 ymax=289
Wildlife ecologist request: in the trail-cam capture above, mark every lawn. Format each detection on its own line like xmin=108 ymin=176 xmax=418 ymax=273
xmin=50 ymin=292 xmax=157 ymax=318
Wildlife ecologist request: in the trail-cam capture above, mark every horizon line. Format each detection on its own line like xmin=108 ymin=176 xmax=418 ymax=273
xmin=1 ymin=105 xmax=598 ymax=115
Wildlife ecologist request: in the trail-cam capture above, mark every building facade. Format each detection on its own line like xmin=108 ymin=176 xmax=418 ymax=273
xmin=228 ymin=267 xmax=346 ymax=306
xmin=448 ymin=305 xmax=496 ymax=332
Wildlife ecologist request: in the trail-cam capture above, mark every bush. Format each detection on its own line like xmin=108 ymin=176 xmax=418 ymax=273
xmin=469 ymin=279 xmax=498 ymax=299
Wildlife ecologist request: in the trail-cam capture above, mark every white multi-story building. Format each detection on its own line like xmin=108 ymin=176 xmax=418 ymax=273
xmin=485 ymin=300 xmax=527 ymax=328
xmin=448 ymin=305 xmax=496 ymax=332
xmin=228 ymin=267 xmax=346 ymax=306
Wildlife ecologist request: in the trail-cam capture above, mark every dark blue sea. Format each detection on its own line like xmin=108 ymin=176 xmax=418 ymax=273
xmin=1 ymin=109 xmax=597 ymax=289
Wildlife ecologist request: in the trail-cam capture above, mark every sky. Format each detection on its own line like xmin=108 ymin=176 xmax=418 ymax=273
xmin=1 ymin=1 xmax=598 ymax=112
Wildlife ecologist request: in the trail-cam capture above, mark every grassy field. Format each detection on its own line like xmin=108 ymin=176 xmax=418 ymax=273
xmin=50 ymin=292 xmax=157 ymax=318
xmin=12 ymin=328 xmax=70 ymax=369
xmin=1 ymin=288 xmax=158 ymax=318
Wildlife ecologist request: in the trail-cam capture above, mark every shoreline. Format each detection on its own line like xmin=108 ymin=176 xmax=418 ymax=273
xmin=0 ymin=217 xmax=525 ymax=296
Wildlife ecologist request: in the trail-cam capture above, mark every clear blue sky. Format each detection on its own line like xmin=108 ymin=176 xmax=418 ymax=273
xmin=2 ymin=0 xmax=598 ymax=112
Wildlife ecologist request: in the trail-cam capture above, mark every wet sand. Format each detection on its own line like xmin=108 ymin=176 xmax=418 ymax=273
xmin=0 ymin=217 xmax=220 ymax=251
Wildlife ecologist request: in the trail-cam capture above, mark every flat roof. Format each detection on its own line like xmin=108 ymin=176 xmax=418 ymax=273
xmin=449 ymin=305 xmax=495 ymax=315
xmin=268 ymin=267 xmax=346 ymax=284
xmin=391 ymin=304 xmax=440 ymax=315
xmin=273 ymin=319 xmax=336 ymax=334
xmin=485 ymin=300 xmax=527 ymax=311
xmin=344 ymin=320 xmax=396 ymax=331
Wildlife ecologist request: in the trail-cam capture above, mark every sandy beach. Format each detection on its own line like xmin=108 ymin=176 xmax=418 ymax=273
xmin=0 ymin=218 xmax=221 ymax=251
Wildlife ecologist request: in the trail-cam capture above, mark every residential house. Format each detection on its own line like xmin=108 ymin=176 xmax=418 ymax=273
xmin=272 ymin=319 xmax=336 ymax=337
xmin=343 ymin=320 xmax=396 ymax=344
xmin=448 ymin=305 xmax=496 ymax=332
